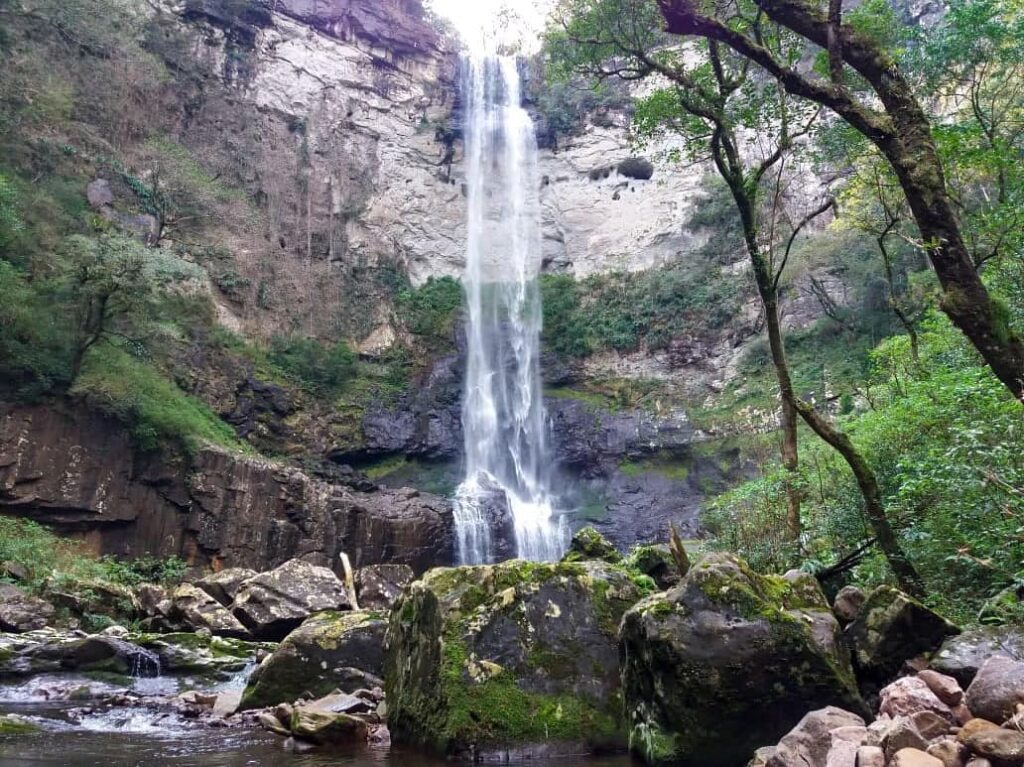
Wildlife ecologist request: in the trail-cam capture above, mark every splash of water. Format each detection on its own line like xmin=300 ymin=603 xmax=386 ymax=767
xmin=453 ymin=54 xmax=567 ymax=564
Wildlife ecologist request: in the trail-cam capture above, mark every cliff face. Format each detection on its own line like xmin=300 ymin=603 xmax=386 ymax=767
xmin=0 ymin=404 xmax=454 ymax=573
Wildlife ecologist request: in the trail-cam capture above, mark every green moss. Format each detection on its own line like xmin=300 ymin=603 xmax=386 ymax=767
xmin=361 ymin=455 xmax=410 ymax=480
xmin=563 ymin=527 xmax=622 ymax=564
xmin=619 ymin=455 xmax=690 ymax=481
xmin=0 ymin=715 xmax=40 ymax=735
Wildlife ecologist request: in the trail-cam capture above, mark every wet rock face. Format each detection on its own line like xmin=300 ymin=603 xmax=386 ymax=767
xmin=619 ymin=553 xmax=866 ymax=767
xmin=241 ymin=611 xmax=387 ymax=710
xmin=0 ymin=404 xmax=455 ymax=573
xmin=385 ymin=558 xmax=650 ymax=759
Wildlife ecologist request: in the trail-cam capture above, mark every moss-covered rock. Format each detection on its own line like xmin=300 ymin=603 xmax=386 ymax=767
xmin=625 ymin=544 xmax=681 ymax=590
xmin=562 ymin=527 xmax=622 ymax=564
xmin=240 ymin=611 xmax=386 ymax=710
xmin=385 ymin=558 xmax=650 ymax=759
xmin=847 ymin=586 xmax=960 ymax=687
xmin=0 ymin=714 xmax=40 ymax=735
xmin=132 ymin=631 xmax=271 ymax=677
xmin=619 ymin=552 xmax=866 ymax=767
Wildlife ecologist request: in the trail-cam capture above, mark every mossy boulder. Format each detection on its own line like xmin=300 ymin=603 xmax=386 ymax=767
xmin=132 ymin=632 xmax=271 ymax=677
xmin=385 ymin=558 xmax=651 ymax=760
xmin=240 ymin=610 xmax=386 ymax=710
xmin=847 ymin=586 xmax=960 ymax=686
xmin=0 ymin=714 xmax=40 ymax=735
xmin=625 ymin=544 xmax=681 ymax=590
xmin=562 ymin=527 xmax=622 ymax=564
xmin=619 ymin=552 xmax=866 ymax=767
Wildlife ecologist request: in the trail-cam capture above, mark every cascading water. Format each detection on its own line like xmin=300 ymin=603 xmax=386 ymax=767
xmin=452 ymin=53 xmax=567 ymax=565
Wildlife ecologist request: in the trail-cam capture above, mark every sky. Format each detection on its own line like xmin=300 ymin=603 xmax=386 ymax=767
xmin=425 ymin=0 xmax=554 ymax=53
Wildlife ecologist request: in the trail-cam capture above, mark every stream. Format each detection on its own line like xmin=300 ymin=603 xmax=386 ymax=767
xmin=0 ymin=674 xmax=634 ymax=767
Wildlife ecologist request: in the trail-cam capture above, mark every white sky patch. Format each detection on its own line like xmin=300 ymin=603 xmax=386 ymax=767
xmin=426 ymin=0 xmax=554 ymax=53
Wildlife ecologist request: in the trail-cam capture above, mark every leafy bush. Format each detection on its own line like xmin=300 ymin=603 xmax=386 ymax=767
xmin=0 ymin=516 xmax=185 ymax=593
xmin=268 ymin=335 xmax=357 ymax=395
xmin=540 ymin=263 xmax=745 ymax=358
xmin=0 ymin=261 xmax=75 ymax=399
xmin=72 ymin=343 xmax=245 ymax=453
xmin=708 ymin=314 xmax=1024 ymax=624
xmin=395 ymin=275 xmax=462 ymax=347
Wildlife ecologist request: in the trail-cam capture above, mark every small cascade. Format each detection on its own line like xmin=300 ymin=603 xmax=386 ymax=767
xmin=453 ymin=50 xmax=568 ymax=564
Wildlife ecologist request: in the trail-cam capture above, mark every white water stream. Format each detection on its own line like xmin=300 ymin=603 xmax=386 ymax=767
xmin=452 ymin=53 xmax=567 ymax=564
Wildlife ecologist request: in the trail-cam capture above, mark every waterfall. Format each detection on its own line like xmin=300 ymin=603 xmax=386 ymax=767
xmin=453 ymin=54 xmax=567 ymax=565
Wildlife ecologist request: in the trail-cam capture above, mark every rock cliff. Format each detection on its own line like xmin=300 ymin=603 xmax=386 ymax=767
xmin=0 ymin=404 xmax=453 ymax=572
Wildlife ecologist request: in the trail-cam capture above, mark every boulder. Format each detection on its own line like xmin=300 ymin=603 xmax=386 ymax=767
xmin=858 ymin=745 xmax=887 ymax=767
xmin=957 ymin=719 xmax=1001 ymax=743
xmin=0 ymin=584 xmax=54 ymax=632
xmin=289 ymin=707 xmax=368 ymax=746
xmin=563 ymin=527 xmax=622 ymax=564
xmin=927 ymin=739 xmax=968 ymax=767
xmin=625 ymin=544 xmax=682 ymax=590
xmin=965 ymin=656 xmax=1024 ymax=724
xmin=354 ymin=565 xmax=413 ymax=611
xmin=133 ymin=632 xmax=269 ymax=676
xmin=961 ymin=727 xmax=1024 ymax=764
xmin=3 ymin=635 xmax=161 ymax=677
xmin=756 ymin=707 xmax=866 ymax=767
xmin=385 ymin=558 xmax=649 ymax=759
xmin=932 ymin=627 xmax=1024 ymax=686
xmin=880 ymin=677 xmax=956 ymax=725
xmin=847 ymin=586 xmax=960 ymax=685
xmin=167 ymin=584 xmax=250 ymax=638
xmin=620 ymin=553 xmax=866 ymax=767
xmin=136 ymin=584 xmax=169 ymax=617
xmin=891 ymin=748 xmax=944 ymax=767
xmin=231 ymin=559 xmax=351 ymax=640
xmin=918 ymin=670 xmax=965 ymax=707
xmin=241 ymin=611 xmax=386 ymax=710
xmin=834 ymin=586 xmax=867 ymax=623
xmin=885 ymin=718 xmax=930 ymax=759
xmin=196 ymin=568 xmax=258 ymax=607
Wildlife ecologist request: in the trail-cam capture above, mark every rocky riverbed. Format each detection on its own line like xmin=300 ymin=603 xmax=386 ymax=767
xmin=1 ymin=529 xmax=1023 ymax=767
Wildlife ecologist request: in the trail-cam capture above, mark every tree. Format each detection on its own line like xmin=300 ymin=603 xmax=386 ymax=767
xmin=547 ymin=0 xmax=927 ymax=595
xmin=649 ymin=0 xmax=1024 ymax=401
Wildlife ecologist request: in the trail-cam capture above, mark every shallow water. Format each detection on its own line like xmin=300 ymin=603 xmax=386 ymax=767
xmin=0 ymin=699 xmax=635 ymax=767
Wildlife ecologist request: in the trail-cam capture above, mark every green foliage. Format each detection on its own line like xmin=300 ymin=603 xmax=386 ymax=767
xmin=709 ymin=314 xmax=1024 ymax=624
xmin=96 ymin=554 xmax=187 ymax=587
xmin=72 ymin=343 xmax=246 ymax=453
xmin=268 ymin=335 xmax=357 ymax=396
xmin=0 ymin=516 xmax=185 ymax=593
xmin=395 ymin=275 xmax=462 ymax=345
xmin=0 ymin=261 xmax=75 ymax=399
xmin=0 ymin=173 xmax=22 ymax=252
xmin=540 ymin=264 xmax=744 ymax=358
